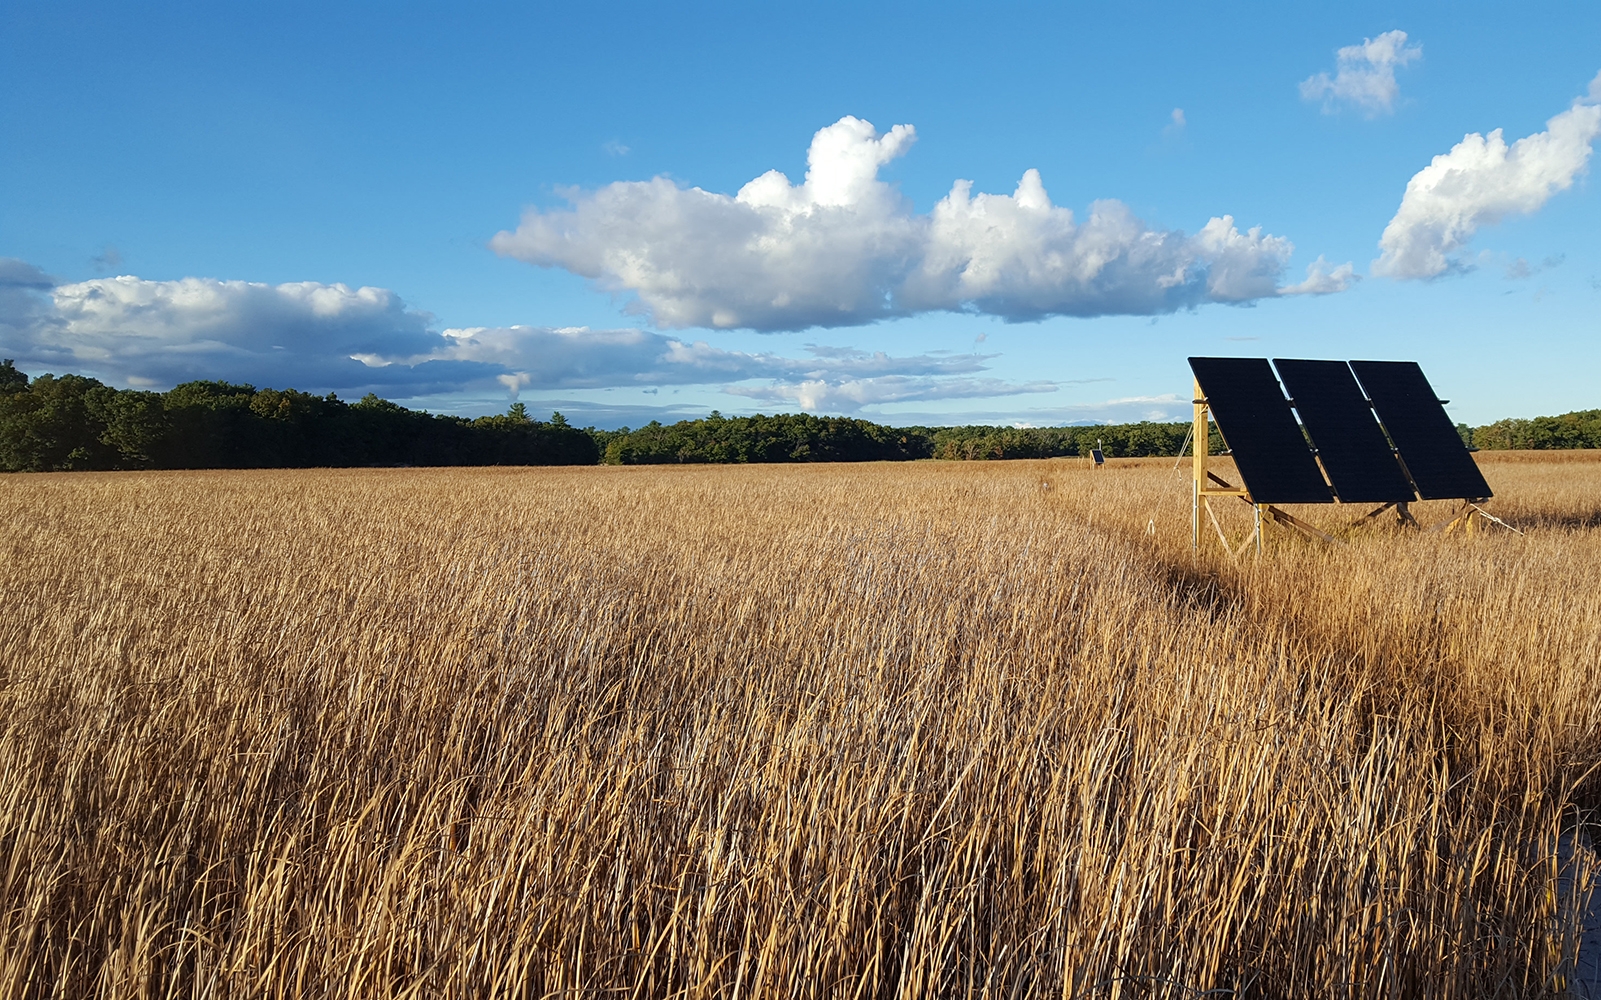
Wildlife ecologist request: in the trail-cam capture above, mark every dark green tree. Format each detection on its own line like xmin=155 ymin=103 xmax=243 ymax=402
xmin=0 ymin=373 xmax=117 ymax=471
xmin=87 ymin=387 xmax=169 ymax=468
xmin=0 ymin=360 xmax=28 ymax=395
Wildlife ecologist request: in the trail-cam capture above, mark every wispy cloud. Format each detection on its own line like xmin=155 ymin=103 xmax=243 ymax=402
xmin=1374 ymin=73 xmax=1601 ymax=279
xmin=1504 ymin=254 xmax=1564 ymax=280
xmin=1163 ymin=108 xmax=1186 ymax=139
xmin=1300 ymin=30 xmax=1421 ymax=117
xmin=422 ymin=326 xmax=1003 ymax=389
xmin=90 ymin=246 xmax=124 ymax=273
xmin=727 ymin=375 xmax=1055 ymax=413
xmin=494 ymin=390 xmax=1186 ymax=431
xmin=491 ymin=116 xmax=1348 ymax=332
xmin=877 ymin=393 xmax=1191 ymax=427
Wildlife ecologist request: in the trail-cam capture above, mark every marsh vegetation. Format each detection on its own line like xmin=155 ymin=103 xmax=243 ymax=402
xmin=2 ymin=454 xmax=1598 ymax=997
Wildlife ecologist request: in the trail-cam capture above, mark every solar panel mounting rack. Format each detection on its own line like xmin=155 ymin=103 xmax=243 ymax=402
xmin=1187 ymin=356 xmax=1492 ymax=554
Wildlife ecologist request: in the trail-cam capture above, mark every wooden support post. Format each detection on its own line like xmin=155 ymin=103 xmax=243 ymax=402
xmin=1204 ymin=496 xmax=1231 ymax=552
xmin=1192 ymin=386 xmax=1263 ymax=556
xmin=1260 ymin=502 xmax=1343 ymax=546
xmin=1352 ymin=500 xmax=1420 ymax=531
xmin=1193 ymin=381 xmax=1344 ymax=557
xmin=1205 ymin=469 xmax=1343 ymax=548
xmin=1351 ymin=501 xmax=1396 ymax=526
xmin=1192 ymin=377 xmax=1206 ymax=555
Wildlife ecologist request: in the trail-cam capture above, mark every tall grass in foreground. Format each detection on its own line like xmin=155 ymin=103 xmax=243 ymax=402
xmin=1 ymin=456 xmax=1598 ymax=998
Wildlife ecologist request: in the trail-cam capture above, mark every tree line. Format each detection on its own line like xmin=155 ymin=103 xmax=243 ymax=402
xmin=1469 ymin=410 xmax=1601 ymax=450
xmin=0 ymin=362 xmax=597 ymax=471
xmin=591 ymin=414 xmax=1224 ymax=464
xmin=1 ymin=360 xmax=1594 ymax=472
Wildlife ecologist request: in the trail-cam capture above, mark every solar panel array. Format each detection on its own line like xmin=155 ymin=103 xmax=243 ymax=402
xmin=1188 ymin=358 xmax=1333 ymax=505
xmin=1350 ymin=361 xmax=1492 ymax=500
xmin=1273 ymin=359 xmax=1415 ymax=503
xmin=1188 ymin=357 xmax=1491 ymax=505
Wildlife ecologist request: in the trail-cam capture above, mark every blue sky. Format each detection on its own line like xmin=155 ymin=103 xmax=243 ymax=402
xmin=3 ymin=1 xmax=1599 ymax=427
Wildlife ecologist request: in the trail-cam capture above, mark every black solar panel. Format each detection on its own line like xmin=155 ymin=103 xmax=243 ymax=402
xmin=1189 ymin=357 xmax=1332 ymax=504
xmin=1273 ymin=359 xmax=1415 ymax=504
xmin=1350 ymin=361 xmax=1492 ymax=500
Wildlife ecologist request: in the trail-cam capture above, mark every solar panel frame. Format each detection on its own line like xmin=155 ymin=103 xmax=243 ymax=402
xmin=1350 ymin=360 xmax=1492 ymax=500
xmin=1273 ymin=359 xmax=1416 ymax=504
xmin=1188 ymin=357 xmax=1333 ymax=505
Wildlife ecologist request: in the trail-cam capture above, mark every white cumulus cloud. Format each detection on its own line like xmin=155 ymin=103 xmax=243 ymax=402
xmin=490 ymin=116 xmax=1343 ymax=332
xmin=1374 ymin=76 xmax=1601 ymax=279
xmin=1301 ymin=30 xmax=1422 ymax=116
xmin=16 ymin=273 xmax=452 ymax=390
xmin=1280 ymin=256 xmax=1359 ymax=295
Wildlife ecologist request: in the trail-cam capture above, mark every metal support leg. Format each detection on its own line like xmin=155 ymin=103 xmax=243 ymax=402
xmin=1192 ymin=480 xmax=1199 ymax=554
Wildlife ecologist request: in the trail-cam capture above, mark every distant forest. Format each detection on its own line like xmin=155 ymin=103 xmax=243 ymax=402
xmin=588 ymin=414 xmax=1218 ymax=464
xmin=0 ymin=362 xmax=597 ymax=471
xmin=1469 ymin=410 xmax=1601 ymax=450
xmin=2 ymin=360 xmax=1597 ymax=472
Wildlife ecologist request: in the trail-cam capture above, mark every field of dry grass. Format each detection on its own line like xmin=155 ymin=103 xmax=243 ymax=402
xmin=3 ymin=453 xmax=1599 ymax=998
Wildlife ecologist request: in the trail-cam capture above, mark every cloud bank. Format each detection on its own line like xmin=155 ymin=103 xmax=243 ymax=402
xmin=0 ymin=264 xmax=1050 ymax=413
xmin=490 ymin=116 xmax=1349 ymax=332
xmin=1375 ymin=73 xmax=1601 ymax=279
xmin=4 ymin=269 xmax=480 ymax=392
xmin=1301 ymin=30 xmax=1421 ymax=116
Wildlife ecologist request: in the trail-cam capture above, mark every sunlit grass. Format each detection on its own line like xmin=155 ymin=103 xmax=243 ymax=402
xmin=1 ymin=455 xmax=1597 ymax=997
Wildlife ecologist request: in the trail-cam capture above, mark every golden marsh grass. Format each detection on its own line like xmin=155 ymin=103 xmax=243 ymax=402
xmin=2 ymin=455 xmax=1598 ymax=997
